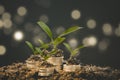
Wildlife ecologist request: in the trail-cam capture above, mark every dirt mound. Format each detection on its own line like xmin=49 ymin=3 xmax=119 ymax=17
xmin=0 ymin=56 xmax=120 ymax=80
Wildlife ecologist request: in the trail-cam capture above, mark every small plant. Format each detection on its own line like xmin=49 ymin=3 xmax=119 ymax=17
xmin=63 ymin=43 xmax=85 ymax=64
xmin=63 ymin=43 xmax=85 ymax=72
xmin=26 ymin=21 xmax=83 ymax=60
xmin=37 ymin=21 xmax=82 ymax=53
xmin=25 ymin=41 xmax=50 ymax=60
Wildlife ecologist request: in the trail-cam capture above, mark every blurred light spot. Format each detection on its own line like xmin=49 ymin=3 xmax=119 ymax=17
xmin=71 ymin=10 xmax=81 ymax=20
xmin=0 ymin=45 xmax=6 ymax=55
xmin=13 ymin=31 xmax=24 ymax=41
xmin=102 ymin=23 xmax=113 ymax=36
xmin=3 ymin=19 xmax=12 ymax=28
xmin=98 ymin=39 xmax=109 ymax=51
xmin=82 ymin=36 xmax=97 ymax=47
xmin=13 ymin=15 xmax=24 ymax=24
xmin=2 ymin=12 xmax=11 ymax=20
xmin=32 ymin=26 xmax=47 ymax=38
xmin=87 ymin=19 xmax=96 ymax=29
xmin=33 ymin=36 xmax=41 ymax=45
xmin=115 ymin=28 xmax=120 ymax=37
xmin=56 ymin=26 xmax=65 ymax=35
xmin=68 ymin=38 xmax=78 ymax=49
xmin=0 ymin=5 xmax=5 ymax=15
xmin=39 ymin=15 xmax=49 ymax=23
xmin=0 ymin=20 xmax=4 ymax=28
xmin=32 ymin=34 xmax=47 ymax=45
xmin=35 ymin=0 xmax=51 ymax=8
xmin=24 ymin=23 xmax=34 ymax=32
xmin=17 ymin=6 xmax=27 ymax=16
xmin=115 ymin=24 xmax=120 ymax=37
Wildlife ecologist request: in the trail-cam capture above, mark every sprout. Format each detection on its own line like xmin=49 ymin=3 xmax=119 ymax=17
xmin=63 ymin=43 xmax=85 ymax=59
xmin=25 ymin=41 xmax=42 ymax=55
xmin=37 ymin=21 xmax=82 ymax=50
xmin=26 ymin=21 xmax=83 ymax=60
xmin=37 ymin=21 xmax=53 ymax=41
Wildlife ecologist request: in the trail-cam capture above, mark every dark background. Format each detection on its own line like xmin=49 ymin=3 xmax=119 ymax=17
xmin=0 ymin=0 xmax=120 ymax=69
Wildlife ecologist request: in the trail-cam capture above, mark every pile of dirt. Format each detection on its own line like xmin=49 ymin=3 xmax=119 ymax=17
xmin=66 ymin=57 xmax=80 ymax=65
xmin=0 ymin=56 xmax=120 ymax=80
xmin=26 ymin=55 xmax=43 ymax=62
xmin=40 ymin=61 xmax=54 ymax=67
xmin=0 ymin=63 xmax=37 ymax=80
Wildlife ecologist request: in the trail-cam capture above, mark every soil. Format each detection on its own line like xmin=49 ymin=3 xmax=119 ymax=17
xmin=66 ymin=57 xmax=80 ymax=65
xmin=51 ymin=49 xmax=63 ymax=57
xmin=0 ymin=55 xmax=120 ymax=80
xmin=42 ymin=49 xmax=63 ymax=58
xmin=26 ymin=55 xmax=43 ymax=62
xmin=40 ymin=61 xmax=54 ymax=67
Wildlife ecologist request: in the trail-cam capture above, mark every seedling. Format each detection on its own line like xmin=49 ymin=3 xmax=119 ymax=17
xmin=25 ymin=41 xmax=42 ymax=55
xmin=37 ymin=21 xmax=82 ymax=51
xmin=26 ymin=41 xmax=51 ymax=60
xmin=26 ymin=21 xmax=83 ymax=60
xmin=63 ymin=43 xmax=85 ymax=72
xmin=63 ymin=43 xmax=85 ymax=59
xmin=37 ymin=21 xmax=82 ymax=54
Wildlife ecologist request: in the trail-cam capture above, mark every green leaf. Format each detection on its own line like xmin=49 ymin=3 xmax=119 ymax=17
xmin=38 ymin=39 xmax=50 ymax=49
xmin=72 ymin=49 xmax=79 ymax=56
xmin=35 ymin=47 xmax=42 ymax=54
xmin=40 ymin=43 xmax=50 ymax=49
xmin=72 ymin=45 xmax=85 ymax=56
xmin=25 ymin=41 xmax=35 ymax=53
xmin=77 ymin=45 xmax=85 ymax=50
xmin=59 ymin=26 xmax=83 ymax=37
xmin=63 ymin=43 xmax=72 ymax=53
xmin=37 ymin=21 xmax=53 ymax=41
xmin=38 ymin=39 xmax=44 ymax=45
xmin=53 ymin=37 xmax=66 ymax=48
xmin=44 ymin=55 xmax=50 ymax=60
xmin=50 ymin=49 xmax=58 ymax=54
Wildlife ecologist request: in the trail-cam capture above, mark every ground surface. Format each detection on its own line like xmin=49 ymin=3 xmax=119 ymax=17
xmin=0 ymin=55 xmax=120 ymax=80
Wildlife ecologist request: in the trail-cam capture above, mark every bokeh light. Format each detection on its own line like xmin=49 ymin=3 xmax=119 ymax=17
xmin=82 ymin=36 xmax=97 ymax=47
xmin=87 ymin=19 xmax=96 ymax=29
xmin=0 ymin=45 xmax=6 ymax=55
xmin=0 ymin=5 xmax=5 ymax=15
xmin=32 ymin=34 xmax=47 ymax=45
xmin=102 ymin=23 xmax=113 ymax=36
xmin=115 ymin=24 xmax=120 ymax=37
xmin=2 ymin=12 xmax=11 ymax=20
xmin=71 ymin=9 xmax=81 ymax=20
xmin=0 ymin=19 xmax=4 ymax=29
xmin=3 ymin=19 xmax=12 ymax=28
xmin=17 ymin=6 xmax=27 ymax=16
xmin=32 ymin=27 xmax=47 ymax=45
xmin=32 ymin=36 xmax=41 ymax=45
xmin=56 ymin=26 xmax=65 ymax=35
xmin=98 ymin=39 xmax=109 ymax=51
xmin=39 ymin=14 xmax=49 ymax=23
xmin=13 ymin=31 xmax=24 ymax=41
xmin=68 ymin=38 xmax=78 ymax=49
